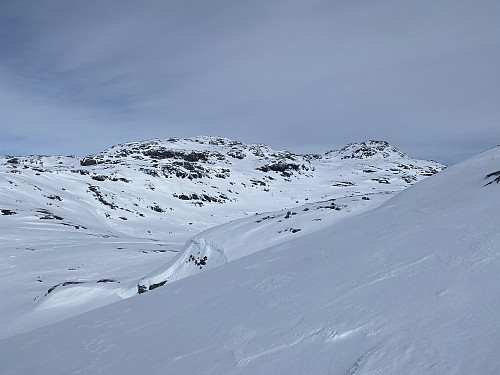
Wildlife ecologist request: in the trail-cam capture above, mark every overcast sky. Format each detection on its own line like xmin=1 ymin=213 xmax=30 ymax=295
xmin=0 ymin=0 xmax=498 ymax=164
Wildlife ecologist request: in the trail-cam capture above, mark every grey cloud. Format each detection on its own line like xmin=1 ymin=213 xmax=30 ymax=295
xmin=0 ymin=0 xmax=499 ymax=163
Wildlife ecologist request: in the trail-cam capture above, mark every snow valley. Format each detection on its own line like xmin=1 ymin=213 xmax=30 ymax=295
xmin=0 ymin=137 xmax=442 ymax=334
xmin=3 ymin=137 xmax=499 ymax=374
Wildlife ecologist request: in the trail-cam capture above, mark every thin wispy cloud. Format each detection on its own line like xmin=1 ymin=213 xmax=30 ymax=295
xmin=0 ymin=0 xmax=499 ymax=163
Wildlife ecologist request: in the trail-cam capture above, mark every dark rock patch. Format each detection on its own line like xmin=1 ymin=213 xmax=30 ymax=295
xmin=37 ymin=209 xmax=64 ymax=220
xmin=186 ymin=254 xmax=208 ymax=268
xmin=96 ymin=279 xmax=117 ymax=283
xmin=45 ymin=281 xmax=85 ymax=296
xmin=80 ymin=157 xmax=99 ymax=166
xmin=257 ymin=162 xmax=308 ymax=177
xmin=485 ymin=170 xmax=500 ymax=186
xmin=88 ymin=185 xmax=118 ymax=209
xmin=332 ymin=181 xmax=355 ymax=187
xmin=45 ymin=195 xmax=62 ymax=201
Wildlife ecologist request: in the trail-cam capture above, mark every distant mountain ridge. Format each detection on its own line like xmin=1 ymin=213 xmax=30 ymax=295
xmin=0 ymin=136 xmax=444 ymax=239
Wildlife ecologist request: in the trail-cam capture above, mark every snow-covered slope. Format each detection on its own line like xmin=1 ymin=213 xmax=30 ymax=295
xmin=137 ymin=194 xmax=388 ymax=292
xmin=0 ymin=137 xmax=443 ymax=337
xmin=0 ymin=146 xmax=498 ymax=374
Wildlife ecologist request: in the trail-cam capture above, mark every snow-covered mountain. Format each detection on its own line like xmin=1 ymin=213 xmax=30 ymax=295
xmin=0 ymin=137 xmax=442 ymax=240
xmin=0 ymin=136 xmax=443 ymax=250
xmin=1 ymin=143 xmax=498 ymax=374
xmin=0 ymin=137 xmax=444 ymax=338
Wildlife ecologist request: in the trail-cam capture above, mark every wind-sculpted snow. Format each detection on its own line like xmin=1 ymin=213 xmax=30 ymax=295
xmin=0 ymin=146 xmax=498 ymax=374
xmin=0 ymin=136 xmax=445 ymax=337
xmin=138 ymin=238 xmax=227 ymax=293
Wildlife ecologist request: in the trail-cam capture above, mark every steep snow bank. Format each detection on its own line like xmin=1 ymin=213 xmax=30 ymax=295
xmin=138 ymin=238 xmax=227 ymax=293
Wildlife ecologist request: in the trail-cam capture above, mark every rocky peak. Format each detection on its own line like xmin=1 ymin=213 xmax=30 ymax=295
xmin=333 ymin=140 xmax=410 ymax=160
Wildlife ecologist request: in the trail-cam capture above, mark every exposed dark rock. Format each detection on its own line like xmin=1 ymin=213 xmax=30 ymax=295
xmin=150 ymin=205 xmax=165 ymax=213
xmin=143 ymin=148 xmax=209 ymax=162
xmin=250 ymin=179 xmax=266 ymax=186
xmin=148 ymin=280 xmax=167 ymax=291
xmin=227 ymin=149 xmax=246 ymax=159
xmin=45 ymin=281 xmax=85 ymax=296
xmin=71 ymin=169 xmax=90 ymax=175
xmin=62 ymin=281 xmax=84 ymax=287
xmin=45 ymin=195 xmax=62 ymax=201
xmin=161 ymin=162 xmax=207 ymax=180
xmin=173 ymin=192 xmax=229 ymax=204
xmin=372 ymin=178 xmax=390 ymax=184
xmin=484 ymin=170 xmax=500 ymax=186
xmin=401 ymin=176 xmax=416 ymax=183
xmin=96 ymin=279 xmax=117 ymax=283
xmin=332 ymin=181 xmax=355 ymax=187
xmin=140 ymin=168 xmax=160 ymax=177
xmin=80 ymin=157 xmax=99 ymax=166
xmin=187 ymin=254 xmax=208 ymax=268
xmin=88 ymin=185 xmax=118 ymax=209
xmin=257 ymin=162 xmax=300 ymax=173
xmin=37 ymin=209 xmax=64 ymax=220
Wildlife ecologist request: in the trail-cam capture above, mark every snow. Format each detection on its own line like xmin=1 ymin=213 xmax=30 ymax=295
xmin=0 ymin=137 xmax=443 ymax=338
xmin=0 ymin=142 xmax=498 ymax=374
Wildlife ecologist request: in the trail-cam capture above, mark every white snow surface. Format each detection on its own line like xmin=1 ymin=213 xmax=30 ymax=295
xmin=0 ymin=137 xmax=443 ymax=337
xmin=0 ymin=142 xmax=498 ymax=374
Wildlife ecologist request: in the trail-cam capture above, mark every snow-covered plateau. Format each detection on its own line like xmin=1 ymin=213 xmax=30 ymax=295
xmin=3 ymin=137 xmax=498 ymax=374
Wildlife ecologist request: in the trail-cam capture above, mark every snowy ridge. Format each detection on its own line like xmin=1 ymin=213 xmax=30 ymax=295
xmin=0 ymin=146 xmax=498 ymax=374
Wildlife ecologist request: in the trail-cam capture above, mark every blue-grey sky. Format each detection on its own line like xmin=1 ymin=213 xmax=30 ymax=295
xmin=0 ymin=0 xmax=499 ymax=164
